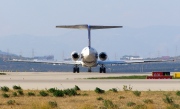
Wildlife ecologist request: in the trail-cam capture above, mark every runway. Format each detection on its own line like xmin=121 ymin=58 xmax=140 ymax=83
xmin=0 ymin=72 xmax=180 ymax=91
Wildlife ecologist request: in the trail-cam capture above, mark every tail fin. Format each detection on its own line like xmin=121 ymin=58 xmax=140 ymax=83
xmin=56 ymin=24 xmax=123 ymax=47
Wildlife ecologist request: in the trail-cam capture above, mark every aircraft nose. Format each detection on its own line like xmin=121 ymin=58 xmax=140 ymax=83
xmin=84 ymin=48 xmax=90 ymax=57
xmin=81 ymin=47 xmax=97 ymax=59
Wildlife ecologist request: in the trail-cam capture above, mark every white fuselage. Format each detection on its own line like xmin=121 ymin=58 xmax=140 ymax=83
xmin=81 ymin=47 xmax=98 ymax=67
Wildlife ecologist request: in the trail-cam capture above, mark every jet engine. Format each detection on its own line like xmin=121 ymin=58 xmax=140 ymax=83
xmin=99 ymin=52 xmax=107 ymax=61
xmin=71 ymin=51 xmax=80 ymax=61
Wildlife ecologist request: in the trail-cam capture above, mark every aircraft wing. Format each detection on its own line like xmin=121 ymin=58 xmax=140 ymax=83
xmin=9 ymin=59 xmax=82 ymax=65
xmin=9 ymin=59 xmax=174 ymax=66
xmin=97 ymin=59 xmax=174 ymax=65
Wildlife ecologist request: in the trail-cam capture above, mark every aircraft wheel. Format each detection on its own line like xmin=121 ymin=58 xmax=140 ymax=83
xmin=88 ymin=68 xmax=91 ymax=72
xmin=77 ymin=67 xmax=79 ymax=73
xmin=99 ymin=68 xmax=102 ymax=73
xmin=73 ymin=67 xmax=76 ymax=73
xmin=103 ymin=68 xmax=106 ymax=73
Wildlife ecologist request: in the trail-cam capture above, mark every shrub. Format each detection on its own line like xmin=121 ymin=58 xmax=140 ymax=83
xmin=0 ymin=73 xmax=6 ymax=75
xmin=39 ymin=91 xmax=48 ymax=97
xmin=163 ymin=95 xmax=173 ymax=104
xmin=74 ymin=85 xmax=80 ymax=91
xmin=7 ymin=100 xmax=15 ymax=105
xmin=166 ymin=103 xmax=180 ymax=109
xmin=2 ymin=93 xmax=10 ymax=98
xmin=119 ymin=96 xmax=125 ymax=99
xmin=95 ymin=87 xmax=105 ymax=94
xmin=123 ymin=85 xmax=132 ymax=91
xmin=12 ymin=92 xmax=17 ymax=97
xmin=103 ymin=100 xmax=117 ymax=109
xmin=63 ymin=89 xmax=77 ymax=96
xmin=134 ymin=104 xmax=147 ymax=109
xmin=127 ymin=102 xmax=136 ymax=107
xmin=48 ymin=101 xmax=58 ymax=108
xmin=172 ymin=103 xmax=180 ymax=108
xmin=109 ymin=88 xmax=118 ymax=92
xmin=13 ymin=85 xmax=22 ymax=90
xmin=48 ymin=88 xmax=57 ymax=93
xmin=1 ymin=86 xmax=9 ymax=92
xmin=17 ymin=90 xmax=24 ymax=95
xmin=28 ymin=92 xmax=35 ymax=96
xmin=82 ymin=93 xmax=88 ymax=96
xmin=53 ymin=90 xmax=64 ymax=97
xmin=143 ymin=99 xmax=153 ymax=104
xmin=133 ymin=90 xmax=141 ymax=97
xmin=97 ymin=97 xmax=103 ymax=101
xmin=176 ymin=91 xmax=180 ymax=96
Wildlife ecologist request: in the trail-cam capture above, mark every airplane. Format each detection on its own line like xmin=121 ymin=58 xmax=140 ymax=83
xmin=56 ymin=24 xmax=123 ymax=73
xmin=9 ymin=24 xmax=173 ymax=73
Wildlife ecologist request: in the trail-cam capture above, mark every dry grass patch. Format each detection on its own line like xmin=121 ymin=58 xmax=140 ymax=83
xmin=0 ymin=87 xmax=180 ymax=109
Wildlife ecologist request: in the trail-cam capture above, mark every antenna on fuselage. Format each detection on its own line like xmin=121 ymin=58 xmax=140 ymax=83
xmin=56 ymin=24 xmax=123 ymax=48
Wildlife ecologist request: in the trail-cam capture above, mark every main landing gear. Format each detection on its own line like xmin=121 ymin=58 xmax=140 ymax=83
xmin=99 ymin=64 xmax=106 ymax=73
xmin=73 ymin=65 xmax=79 ymax=73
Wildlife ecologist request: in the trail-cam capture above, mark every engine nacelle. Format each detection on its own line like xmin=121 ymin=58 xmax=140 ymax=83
xmin=99 ymin=52 xmax=107 ymax=61
xmin=71 ymin=51 xmax=80 ymax=61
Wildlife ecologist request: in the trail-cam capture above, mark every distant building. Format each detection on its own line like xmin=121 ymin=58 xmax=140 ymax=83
xmin=120 ymin=55 xmax=143 ymax=60
xmin=161 ymin=56 xmax=170 ymax=60
xmin=64 ymin=58 xmax=71 ymax=61
xmin=33 ymin=55 xmax=54 ymax=61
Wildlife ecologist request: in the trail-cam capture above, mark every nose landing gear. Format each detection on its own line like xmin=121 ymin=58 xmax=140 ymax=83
xmin=88 ymin=67 xmax=92 ymax=72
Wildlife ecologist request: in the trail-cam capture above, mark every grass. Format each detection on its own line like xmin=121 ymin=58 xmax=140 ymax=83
xmin=48 ymin=101 xmax=58 ymax=108
xmin=87 ymin=75 xmax=147 ymax=79
xmin=163 ymin=95 xmax=173 ymax=104
xmin=17 ymin=90 xmax=24 ymax=95
xmin=0 ymin=73 xmax=6 ymax=75
xmin=88 ymin=75 xmax=180 ymax=79
xmin=0 ymin=86 xmax=180 ymax=109
xmin=7 ymin=100 xmax=16 ymax=105
xmin=176 ymin=91 xmax=180 ymax=96
xmin=133 ymin=90 xmax=141 ymax=97
xmin=127 ymin=101 xmax=136 ymax=107
xmin=96 ymin=97 xmax=104 ymax=100
xmin=143 ymin=99 xmax=153 ymax=104
xmin=123 ymin=85 xmax=133 ymax=91
xmin=119 ymin=96 xmax=125 ymax=99
xmin=103 ymin=99 xmax=118 ymax=109
xmin=109 ymin=88 xmax=118 ymax=92
xmin=27 ymin=92 xmax=35 ymax=96
xmin=12 ymin=92 xmax=17 ymax=97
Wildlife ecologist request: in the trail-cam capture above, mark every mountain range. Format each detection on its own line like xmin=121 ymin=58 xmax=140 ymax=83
xmin=0 ymin=25 xmax=180 ymax=60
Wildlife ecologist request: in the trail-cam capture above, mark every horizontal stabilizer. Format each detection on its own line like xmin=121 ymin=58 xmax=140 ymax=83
xmin=56 ymin=24 xmax=123 ymax=30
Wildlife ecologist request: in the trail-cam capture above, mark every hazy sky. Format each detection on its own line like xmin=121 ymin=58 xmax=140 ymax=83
xmin=0 ymin=0 xmax=180 ymax=60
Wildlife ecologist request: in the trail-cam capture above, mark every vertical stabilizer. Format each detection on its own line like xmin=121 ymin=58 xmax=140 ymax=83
xmin=88 ymin=25 xmax=91 ymax=47
xmin=56 ymin=24 xmax=123 ymax=47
